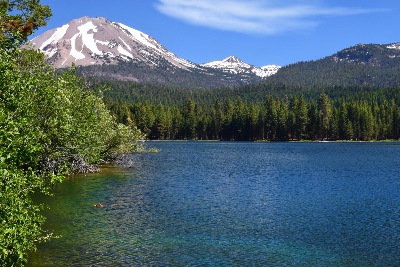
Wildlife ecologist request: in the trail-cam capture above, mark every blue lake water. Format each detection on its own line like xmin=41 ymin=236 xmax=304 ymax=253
xmin=29 ymin=142 xmax=400 ymax=266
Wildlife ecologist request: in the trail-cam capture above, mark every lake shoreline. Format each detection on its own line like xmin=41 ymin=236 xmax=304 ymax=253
xmin=144 ymin=139 xmax=400 ymax=143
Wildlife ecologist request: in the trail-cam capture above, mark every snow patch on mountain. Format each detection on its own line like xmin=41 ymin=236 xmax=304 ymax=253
xmin=39 ymin=24 xmax=69 ymax=51
xmin=387 ymin=43 xmax=400 ymax=50
xmin=256 ymin=65 xmax=281 ymax=78
xmin=118 ymin=37 xmax=132 ymax=51
xmin=116 ymin=23 xmax=160 ymax=53
xmin=77 ymin=22 xmax=102 ymax=55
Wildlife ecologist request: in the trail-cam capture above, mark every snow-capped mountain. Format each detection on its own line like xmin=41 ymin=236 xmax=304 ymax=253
xmin=30 ymin=16 xmax=197 ymax=69
xmin=30 ymin=16 xmax=280 ymax=87
xmin=202 ymin=56 xmax=280 ymax=78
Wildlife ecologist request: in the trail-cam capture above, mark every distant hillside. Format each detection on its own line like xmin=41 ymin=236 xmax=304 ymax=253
xmin=264 ymin=43 xmax=400 ymax=88
xmin=77 ymin=59 xmax=264 ymax=88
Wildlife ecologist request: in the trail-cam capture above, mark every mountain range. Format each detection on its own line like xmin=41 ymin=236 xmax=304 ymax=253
xmin=30 ymin=16 xmax=279 ymax=87
xmin=30 ymin=16 xmax=400 ymax=88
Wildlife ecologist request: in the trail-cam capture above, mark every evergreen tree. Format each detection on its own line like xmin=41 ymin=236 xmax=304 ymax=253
xmin=182 ymin=98 xmax=197 ymax=139
xmin=318 ymin=93 xmax=333 ymax=140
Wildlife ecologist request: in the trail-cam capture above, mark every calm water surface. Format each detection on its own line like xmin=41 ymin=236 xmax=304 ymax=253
xmin=29 ymin=142 xmax=400 ymax=266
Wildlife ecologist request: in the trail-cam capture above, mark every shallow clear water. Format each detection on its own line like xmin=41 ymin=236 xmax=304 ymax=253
xmin=29 ymin=142 xmax=400 ymax=266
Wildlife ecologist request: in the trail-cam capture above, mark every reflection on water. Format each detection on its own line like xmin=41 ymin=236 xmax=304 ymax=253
xmin=29 ymin=142 xmax=400 ymax=266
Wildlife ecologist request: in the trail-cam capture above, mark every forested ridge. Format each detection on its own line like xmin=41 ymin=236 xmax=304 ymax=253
xmin=103 ymin=81 xmax=400 ymax=141
xmin=0 ymin=1 xmax=142 ymax=265
xmin=263 ymin=43 xmax=400 ymax=88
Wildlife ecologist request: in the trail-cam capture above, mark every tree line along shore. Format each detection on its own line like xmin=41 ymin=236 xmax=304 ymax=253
xmin=107 ymin=92 xmax=400 ymax=142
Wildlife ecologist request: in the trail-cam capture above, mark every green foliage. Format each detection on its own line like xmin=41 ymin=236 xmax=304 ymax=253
xmin=0 ymin=0 xmax=52 ymax=49
xmin=0 ymin=47 xmax=51 ymax=266
xmin=0 ymin=22 xmax=142 ymax=266
xmin=0 ymin=166 xmax=51 ymax=266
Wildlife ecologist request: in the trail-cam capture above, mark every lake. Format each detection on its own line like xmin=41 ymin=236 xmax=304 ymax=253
xmin=29 ymin=142 xmax=400 ymax=266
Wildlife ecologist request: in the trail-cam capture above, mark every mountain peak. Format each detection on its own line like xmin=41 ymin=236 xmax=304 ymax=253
xmin=30 ymin=16 xmax=196 ymax=69
xmin=202 ymin=57 xmax=280 ymax=78
xmin=222 ymin=56 xmax=244 ymax=64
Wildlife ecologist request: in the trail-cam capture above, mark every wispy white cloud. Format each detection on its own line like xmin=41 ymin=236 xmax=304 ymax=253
xmin=155 ymin=0 xmax=385 ymax=34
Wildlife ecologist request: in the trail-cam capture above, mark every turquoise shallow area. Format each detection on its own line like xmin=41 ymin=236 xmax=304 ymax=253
xmin=29 ymin=142 xmax=400 ymax=266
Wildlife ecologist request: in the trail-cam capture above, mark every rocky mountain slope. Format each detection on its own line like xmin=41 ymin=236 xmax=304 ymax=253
xmin=30 ymin=16 xmax=279 ymax=88
xmin=31 ymin=16 xmax=197 ymax=69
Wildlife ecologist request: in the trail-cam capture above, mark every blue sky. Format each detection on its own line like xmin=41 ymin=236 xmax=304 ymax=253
xmin=34 ymin=0 xmax=398 ymax=67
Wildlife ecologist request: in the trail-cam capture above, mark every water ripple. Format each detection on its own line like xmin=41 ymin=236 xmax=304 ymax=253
xmin=29 ymin=142 xmax=400 ymax=266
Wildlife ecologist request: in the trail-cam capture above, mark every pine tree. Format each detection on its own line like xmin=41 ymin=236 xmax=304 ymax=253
xmin=318 ymin=93 xmax=333 ymax=140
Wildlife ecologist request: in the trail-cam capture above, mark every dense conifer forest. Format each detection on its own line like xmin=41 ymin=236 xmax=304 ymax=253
xmin=102 ymin=80 xmax=400 ymax=141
